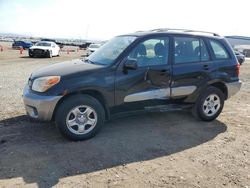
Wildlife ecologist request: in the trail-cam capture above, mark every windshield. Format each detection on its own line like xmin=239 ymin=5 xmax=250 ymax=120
xmin=35 ymin=42 xmax=51 ymax=47
xmin=88 ymin=36 xmax=137 ymax=65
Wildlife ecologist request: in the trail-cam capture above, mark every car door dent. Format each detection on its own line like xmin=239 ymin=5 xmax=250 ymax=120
xmin=124 ymin=88 xmax=170 ymax=102
xmin=171 ymin=86 xmax=197 ymax=97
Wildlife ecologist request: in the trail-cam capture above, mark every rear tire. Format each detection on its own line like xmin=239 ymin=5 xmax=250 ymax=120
xmin=192 ymin=86 xmax=225 ymax=121
xmin=55 ymin=94 xmax=105 ymax=141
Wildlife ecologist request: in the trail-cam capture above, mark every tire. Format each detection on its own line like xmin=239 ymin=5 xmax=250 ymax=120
xmin=47 ymin=50 xmax=52 ymax=58
xmin=192 ymin=86 xmax=225 ymax=121
xmin=55 ymin=94 xmax=105 ymax=141
xmin=29 ymin=53 xmax=33 ymax=58
xmin=239 ymin=59 xmax=243 ymax=65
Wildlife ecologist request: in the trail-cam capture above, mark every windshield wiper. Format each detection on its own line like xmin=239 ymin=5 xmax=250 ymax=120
xmin=80 ymin=57 xmax=104 ymax=65
xmin=88 ymin=59 xmax=105 ymax=65
xmin=88 ymin=59 xmax=95 ymax=64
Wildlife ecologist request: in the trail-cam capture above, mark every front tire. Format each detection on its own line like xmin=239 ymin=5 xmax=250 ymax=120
xmin=29 ymin=52 xmax=34 ymax=58
xmin=55 ymin=94 xmax=105 ymax=141
xmin=239 ymin=59 xmax=243 ymax=65
xmin=192 ymin=86 xmax=225 ymax=121
xmin=47 ymin=50 xmax=52 ymax=58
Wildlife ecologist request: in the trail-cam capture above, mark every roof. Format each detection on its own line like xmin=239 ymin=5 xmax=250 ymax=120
xmin=122 ymin=28 xmax=223 ymax=39
xmin=37 ymin=41 xmax=55 ymax=44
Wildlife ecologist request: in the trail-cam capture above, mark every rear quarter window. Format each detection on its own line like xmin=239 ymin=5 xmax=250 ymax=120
xmin=209 ymin=40 xmax=229 ymax=59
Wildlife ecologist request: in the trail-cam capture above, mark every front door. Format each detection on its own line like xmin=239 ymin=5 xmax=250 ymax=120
xmin=114 ymin=36 xmax=171 ymax=111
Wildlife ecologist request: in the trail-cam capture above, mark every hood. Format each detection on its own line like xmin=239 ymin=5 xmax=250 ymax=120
xmin=31 ymin=59 xmax=104 ymax=79
xmin=30 ymin=46 xmax=51 ymax=50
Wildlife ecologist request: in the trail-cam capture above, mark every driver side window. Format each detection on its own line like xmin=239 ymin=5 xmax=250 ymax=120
xmin=128 ymin=37 xmax=169 ymax=67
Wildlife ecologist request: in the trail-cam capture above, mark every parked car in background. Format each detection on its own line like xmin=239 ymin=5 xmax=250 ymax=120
xmin=234 ymin=51 xmax=245 ymax=65
xmin=12 ymin=41 xmax=33 ymax=49
xmin=29 ymin=41 xmax=60 ymax=58
xmin=79 ymin=42 xmax=92 ymax=50
xmin=86 ymin=43 xmax=102 ymax=56
xmin=41 ymin=38 xmax=56 ymax=43
xmin=41 ymin=38 xmax=64 ymax=49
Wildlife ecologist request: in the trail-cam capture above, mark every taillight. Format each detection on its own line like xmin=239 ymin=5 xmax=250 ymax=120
xmin=236 ymin=63 xmax=240 ymax=77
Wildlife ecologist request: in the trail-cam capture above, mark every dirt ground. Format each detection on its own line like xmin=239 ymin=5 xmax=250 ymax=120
xmin=0 ymin=41 xmax=249 ymax=188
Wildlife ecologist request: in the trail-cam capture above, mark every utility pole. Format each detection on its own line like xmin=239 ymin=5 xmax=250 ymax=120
xmin=85 ymin=24 xmax=90 ymax=40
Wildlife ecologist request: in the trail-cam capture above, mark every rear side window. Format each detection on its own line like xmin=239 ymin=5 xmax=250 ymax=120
xmin=209 ymin=40 xmax=229 ymax=59
xmin=174 ymin=37 xmax=209 ymax=64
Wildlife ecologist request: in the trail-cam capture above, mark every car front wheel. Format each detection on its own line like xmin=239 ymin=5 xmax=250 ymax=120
xmin=55 ymin=94 xmax=105 ymax=141
xmin=47 ymin=50 xmax=52 ymax=58
xmin=192 ymin=86 xmax=225 ymax=121
xmin=29 ymin=52 xmax=33 ymax=58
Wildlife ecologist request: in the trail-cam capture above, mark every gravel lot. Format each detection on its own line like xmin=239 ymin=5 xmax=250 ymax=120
xmin=0 ymin=42 xmax=250 ymax=188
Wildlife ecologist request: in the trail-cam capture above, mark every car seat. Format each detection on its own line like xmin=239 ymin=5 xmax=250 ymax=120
xmin=132 ymin=44 xmax=147 ymax=66
xmin=154 ymin=43 xmax=167 ymax=64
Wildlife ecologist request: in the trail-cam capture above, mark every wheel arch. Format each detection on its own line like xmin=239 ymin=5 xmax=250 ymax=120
xmin=208 ymin=81 xmax=228 ymax=100
xmin=52 ymin=90 xmax=110 ymax=121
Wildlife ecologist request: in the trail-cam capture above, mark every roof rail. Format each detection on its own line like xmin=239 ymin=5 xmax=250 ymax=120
xmin=150 ymin=28 xmax=220 ymax=37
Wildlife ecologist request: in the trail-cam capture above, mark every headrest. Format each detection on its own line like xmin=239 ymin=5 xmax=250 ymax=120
xmin=154 ymin=43 xmax=165 ymax=56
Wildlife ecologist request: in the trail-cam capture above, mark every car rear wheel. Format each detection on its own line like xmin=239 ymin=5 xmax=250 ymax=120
xmin=55 ymin=94 xmax=105 ymax=141
xmin=192 ymin=86 xmax=225 ymax=121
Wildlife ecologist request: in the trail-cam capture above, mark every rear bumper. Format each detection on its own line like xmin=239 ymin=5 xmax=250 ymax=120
xmin=226 ymin=80 xmax=242 ymax=99
xmin=23 ymin=85 xmax=62 ymax=121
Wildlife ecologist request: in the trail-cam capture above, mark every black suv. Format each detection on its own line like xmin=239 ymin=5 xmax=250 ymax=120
xmin=23 ymin=29 xmax=241 ymax=141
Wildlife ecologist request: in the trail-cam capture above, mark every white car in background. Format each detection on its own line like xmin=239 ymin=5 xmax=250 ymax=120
xmin=86 ymin=43 xmax=102 ymax=56
xmin=29 ymin=41 xmax=60 ymax=58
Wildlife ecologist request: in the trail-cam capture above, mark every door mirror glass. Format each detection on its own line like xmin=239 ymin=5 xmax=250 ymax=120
xmin=124 ymin=59 xmax=138 ymax=70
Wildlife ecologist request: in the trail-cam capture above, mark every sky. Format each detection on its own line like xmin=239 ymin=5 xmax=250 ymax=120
xmin=0 ymin=0 xmax=249 ymax=40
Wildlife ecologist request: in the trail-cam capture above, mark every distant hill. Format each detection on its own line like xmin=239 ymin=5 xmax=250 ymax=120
xmin=0 ymin=32 xmax=28 ymax=38
xmin=0 ymin=32 xmax=104 ymax=46
xmin=225 ymin=35 xmax=250 ymax=40
xmin=225 ymin=35 xmax=250 ymax=48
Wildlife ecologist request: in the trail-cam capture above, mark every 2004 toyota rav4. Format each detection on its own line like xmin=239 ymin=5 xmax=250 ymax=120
xmin=23 ymin=29 xmax=242 ymax=141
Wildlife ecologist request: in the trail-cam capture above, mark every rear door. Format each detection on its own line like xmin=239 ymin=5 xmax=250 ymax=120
xmin=171 ymin=36 xmax=216 ymax=99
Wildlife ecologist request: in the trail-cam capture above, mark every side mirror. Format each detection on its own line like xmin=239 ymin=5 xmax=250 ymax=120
xmin=124 ymin=59 xmax=138 ymax=70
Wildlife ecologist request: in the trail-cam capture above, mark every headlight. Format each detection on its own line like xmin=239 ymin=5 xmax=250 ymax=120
xmin=32 ymin=76 xmax=60 ymax=92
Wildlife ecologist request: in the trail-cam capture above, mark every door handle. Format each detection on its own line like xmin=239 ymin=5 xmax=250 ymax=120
xmin=203 ymin=64 xmax=209 ymax=70
xmin=160 ymin=69 xmax=170 ymax=76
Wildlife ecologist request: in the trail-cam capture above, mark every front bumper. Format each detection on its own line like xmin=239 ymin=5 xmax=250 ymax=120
xmin=226 ymin=80 xmax=242 ymax=99
xmin=23 ymin=85 xmax=62 ymax=121
xmin=29 ymin=49 xmax=49 ymax=57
